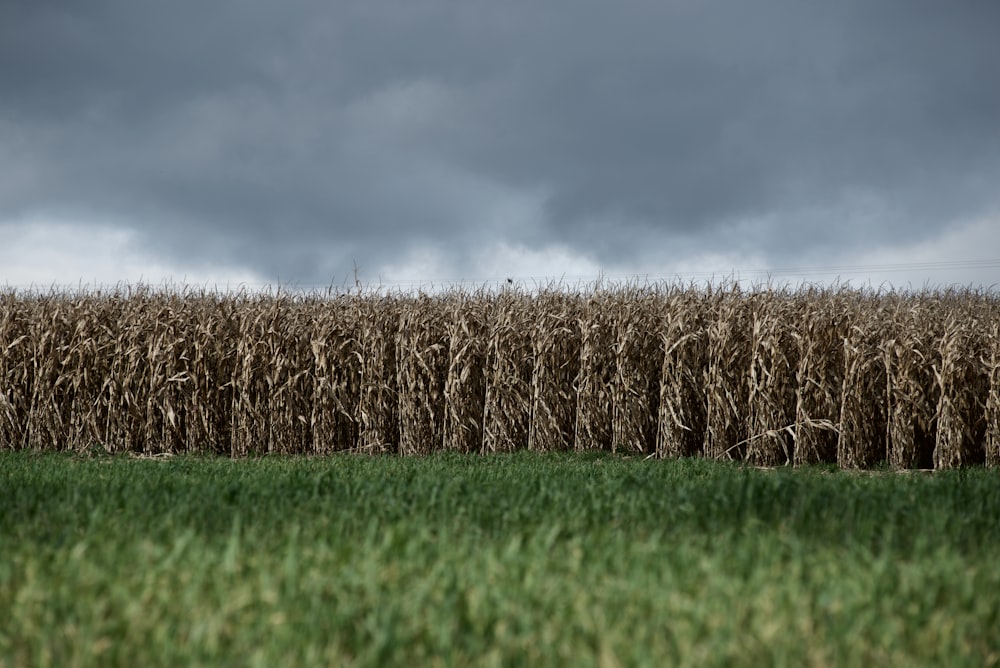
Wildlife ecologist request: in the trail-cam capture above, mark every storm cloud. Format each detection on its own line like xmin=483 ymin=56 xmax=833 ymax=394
xmin=2 ymin=0 xmax=999 ymax=288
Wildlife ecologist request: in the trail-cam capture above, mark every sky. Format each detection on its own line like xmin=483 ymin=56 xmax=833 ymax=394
xmin=2 ymin=0 xmax=1000 ymax=292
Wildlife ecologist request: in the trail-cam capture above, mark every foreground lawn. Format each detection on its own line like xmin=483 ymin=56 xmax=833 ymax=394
xmin=1 ymin=451 xmax=999 ymax=667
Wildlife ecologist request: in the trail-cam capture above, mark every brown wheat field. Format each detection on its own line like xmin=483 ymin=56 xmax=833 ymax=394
xmin=1 ymin=282 xmax=997 ymax=469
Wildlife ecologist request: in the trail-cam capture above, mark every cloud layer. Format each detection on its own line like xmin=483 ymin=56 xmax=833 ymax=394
xmin=3 ymin=1 xmax=999 ymax=288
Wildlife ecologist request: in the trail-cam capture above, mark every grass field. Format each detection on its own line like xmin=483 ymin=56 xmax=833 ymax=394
xmin=2 ymin=451 xmax=999 ymax=666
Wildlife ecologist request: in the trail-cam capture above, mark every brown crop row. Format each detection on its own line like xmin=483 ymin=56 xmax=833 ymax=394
xmin=1 ymin=283 xmax=997 ymax=468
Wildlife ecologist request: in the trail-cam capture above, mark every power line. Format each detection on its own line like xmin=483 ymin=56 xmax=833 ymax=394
xmin=4 ymin=258 xmax=999 ymax=293
xmin=351 ymin=257 xmax=1000 ymax=288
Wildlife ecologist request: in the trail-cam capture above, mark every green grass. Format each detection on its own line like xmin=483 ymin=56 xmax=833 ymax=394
xmin=2 ymin=451 xmax=999 ymax=667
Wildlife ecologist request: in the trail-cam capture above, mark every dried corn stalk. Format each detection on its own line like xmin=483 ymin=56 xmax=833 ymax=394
xmin=575 ymin=290 xmax=615 ymax=451
xmin=657 ymin=288 xmax=708 ymax=459
xmin=310 ymin=296 xmax=360 ymax=454
xmin=442 ymin=291 xmax=488 ymax=453
xmin=986 ymin=318 xmax=1000 ymax=468
xmin=745 ymin=290 xmax=798 ymax=466
xmin=792 ymin=288 xmax=846 ymax=465
xmin=838 ymin=295 xmax=888 ymax=469
xmin=482 ymin=288 xmax=533 ymax=452
xmin=881 ymin=296 xmax=939 ymax=469
xmin=397 ymin=294 xmax=449 ymax=455
xmin=703 ymin=284 xmax=750 ymax=460
xmin=353 ymin=294 xmax=400 ymax=453
xmin=611 ymin=287 xmax=663 ymax=454
xmin=528 ymin=290 xmax=581 ymax=452
xmin=934 ymin=310 xmax=988 ymax=468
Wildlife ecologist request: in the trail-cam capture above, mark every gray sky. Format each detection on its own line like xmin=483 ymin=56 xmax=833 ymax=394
xmin=3 ymin=0 xmax=1000 ymax=291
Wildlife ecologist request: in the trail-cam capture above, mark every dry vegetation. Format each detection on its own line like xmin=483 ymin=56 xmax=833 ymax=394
xmin=1 ymin=282 xmax=998 ymax=469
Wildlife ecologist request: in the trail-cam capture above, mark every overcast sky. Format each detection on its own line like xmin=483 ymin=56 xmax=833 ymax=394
xmin=2 ymin=1 xmax=1000 ymax=292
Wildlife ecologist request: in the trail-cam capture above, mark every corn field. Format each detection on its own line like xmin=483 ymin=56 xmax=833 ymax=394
xmin=1 ymin=283 xmax=998 ymax=469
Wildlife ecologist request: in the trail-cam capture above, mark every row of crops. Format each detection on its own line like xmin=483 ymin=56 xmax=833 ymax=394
xmin=1 ymin=283 xmax=997 ymax=468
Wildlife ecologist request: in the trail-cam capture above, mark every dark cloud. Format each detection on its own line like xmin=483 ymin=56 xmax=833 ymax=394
xmin=2 ymin=0 xmax=999 ymax=284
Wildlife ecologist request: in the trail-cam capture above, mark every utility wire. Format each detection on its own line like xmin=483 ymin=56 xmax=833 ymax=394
xmin=4 ymin=258 xmax=1000 ymax=293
